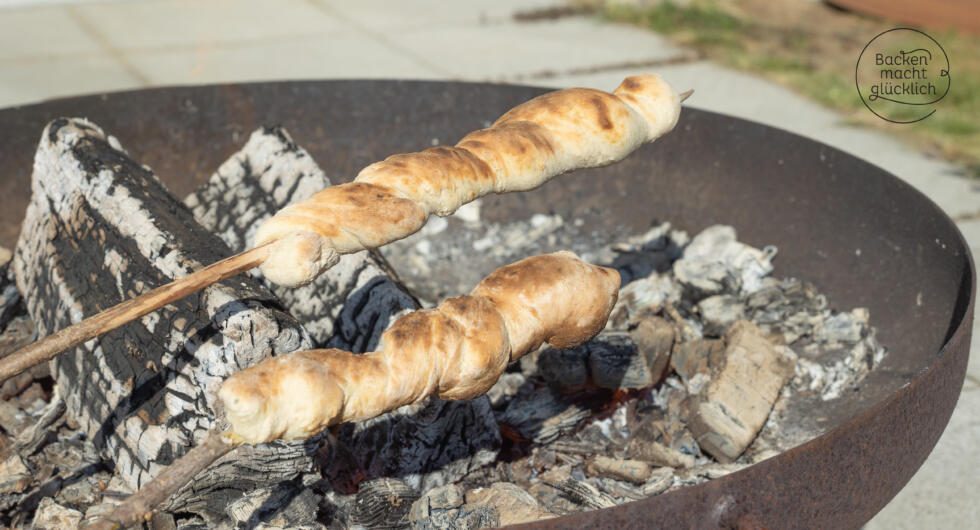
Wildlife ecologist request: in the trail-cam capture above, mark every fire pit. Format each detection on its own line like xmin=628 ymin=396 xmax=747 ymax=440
xmin=0 ymin=80 xmax=973 ymax=528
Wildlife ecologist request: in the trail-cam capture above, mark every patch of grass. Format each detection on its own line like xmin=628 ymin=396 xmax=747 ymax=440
xmin=606 ymin=1 xmax=744 ymax=49
xmin=602 ymin=0 xmax=980 ymax=177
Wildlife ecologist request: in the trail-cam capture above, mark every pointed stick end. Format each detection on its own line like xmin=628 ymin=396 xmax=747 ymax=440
xmin=679 ymin=89 xmax=694 ymax=103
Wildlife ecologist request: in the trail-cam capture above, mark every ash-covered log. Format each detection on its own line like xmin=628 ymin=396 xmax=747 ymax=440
xmin=186 ymin=126 xmax=501 ymax=491
xmin=12 ymin=118 xmax=316 ymax=519
xmin=185 ymin=127 xmax=418 ymax=349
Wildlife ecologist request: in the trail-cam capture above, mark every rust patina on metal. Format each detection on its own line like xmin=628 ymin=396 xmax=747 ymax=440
xmin=0 ymin=80 xmax=972 ymax=528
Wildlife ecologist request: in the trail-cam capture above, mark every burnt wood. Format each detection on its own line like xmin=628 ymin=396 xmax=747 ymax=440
xmin=12 ymin=118 xmax=316 ymax=518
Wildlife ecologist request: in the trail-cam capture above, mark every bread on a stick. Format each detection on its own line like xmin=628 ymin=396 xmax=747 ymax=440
xmin=255 ymin=74 xmax=681 ymax=287
xmin=218 ymin=251 xmax=620 ymax=444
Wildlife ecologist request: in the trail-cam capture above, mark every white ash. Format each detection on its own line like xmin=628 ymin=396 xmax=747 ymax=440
xmin=673 ymin=225 xmax=776 ymax=296
xmin=31 ymin=497 xmax=83 ymax=530
xmin=382 ymin=209 xmax=669 ymax=304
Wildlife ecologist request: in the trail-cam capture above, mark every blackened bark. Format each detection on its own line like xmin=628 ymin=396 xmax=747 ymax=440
xmin=12 ymin=118 xmax=316 ymax=518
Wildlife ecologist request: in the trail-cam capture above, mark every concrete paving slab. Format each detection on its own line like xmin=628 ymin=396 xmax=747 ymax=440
xmin=865 ymin=388 xmax=980 ymax=529
xmin=122 ymin=32 xmax=445 ymax=86
xmin=67 ymin=0 xmax=345 ymax=51
xmin=0 ymin=4 xmax=102 ymax=61
xmin=390 ymin=17 xmax=687 ymax=81
xmin=316 ymin=0 xmax=564 ymax=31
xmin=0 ymin=53 xmax=142 ymax=107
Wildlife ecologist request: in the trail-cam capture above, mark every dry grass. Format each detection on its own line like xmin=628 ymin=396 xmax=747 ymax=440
xmin=599 ymin=0 xmax=980 ymax=176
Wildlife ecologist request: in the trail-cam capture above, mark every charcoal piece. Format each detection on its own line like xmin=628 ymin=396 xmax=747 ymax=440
xmin=528 ymin=328 xmax=673 ymax=391
xmin=324 ymin=396 xmax=500 ymax=492
xmin=544 ymin=478 xmax=617 ymax=511
xmin=0 ymin=400 xmax=29 ymax=437
xmin=174 ymin=515 xmax=208 ymax=530
xmin=13 ymin=391 xmax=65 ymax=455
xmin=318 ymin=490 xmax=355 ymax=529
xmin=56 ymin=468 xmax=109 ymax=511
xmin=605 ymin=223 xmax=685 ymax=284
xmin=409 ymin=484 xmax=498 ymax=530
xmin=185 ymin=126 xmax=416 ymax=350
xmin=683 ymin=321 xmax=796 ymax=462
xmin=148 ymin=512 xmax=177 ymax=530
xmin=626 ymin=438 xmax=695 ymax=468
xmin=224 ymin=479 xmax=323 ymax=529
xmin=537 ymin=346 xmax=590 ymax=390
xmin=675 ymin=462 xmax=747 ymax=485
xmin=814 ymin=308 xmax=867 ymax=345
xmin=673 ymin=225 xmax=775 ymax=297
xmin=0 ymin=284 xmax=21 ymax=334
xmin=463 ymin=482 xmax=554 ymax=525
xmin=608 ymin=272 xmax=680 ymax=328
xmin=497 ymin=388 xmax=595 ymax=444
xmin=0 ymin=454 xmax=30 ymax=495
xmin=350 ymin=478 xmax=418 ymax=529
xmin=585 ymin=456 xmax=653 ymax=484
xmin=630 ymin=315 xmax=675 ymax=378
xmin=0 ymin=316 xmax=41 ymax=400
xmin=193 ymin=127 xmax=500 ymax=492
xmin=30 ymin=497 xmax=82 ymax=530
xmin=409 ymin=484 xmax=464 ymax=518
xmin=744 ymin=277 xmax=826 ymax=344
xmin=413 ymin=507 xmax=497 ymax=530
xmin=594 ymin=477 xmax=645 ymax=501
xmin=0 ymin=247 xmax=24 ymax=334
xmin=795 ymin=331 xmax=885 ymax=401
xmin=586 ymin=332 xmax=661 ymax=390
xmin=527 ymin=482 xmax=579 ymax=516
xmin=641 ymin=467 xmax=675 ymax=496
xmin=548 ymin=439 xmax=600 ymax=456
xmin=670 ymin=339 xmax=725 ymax=386
xmin=13 ymin=118 xmax=315 ymax=514
xmin=697 ymin=294 xmax=745 ymax=337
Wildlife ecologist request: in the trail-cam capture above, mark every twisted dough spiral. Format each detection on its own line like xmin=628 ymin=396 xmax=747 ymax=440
xmin=254 ymin=74 xmax=681 ymax=287
xmin=217 ymin=252 xmax=620 ymax=444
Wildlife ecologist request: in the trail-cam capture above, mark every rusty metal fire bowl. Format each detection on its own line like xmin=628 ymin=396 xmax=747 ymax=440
xmin=0 ymin=80 xmax=972 ymax=528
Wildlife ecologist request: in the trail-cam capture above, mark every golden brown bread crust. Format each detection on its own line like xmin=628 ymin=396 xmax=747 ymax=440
xmin=255 ymin=74 xmax=681 ymax=287
xmin=218 ymin=252 xmax=620 ymax=444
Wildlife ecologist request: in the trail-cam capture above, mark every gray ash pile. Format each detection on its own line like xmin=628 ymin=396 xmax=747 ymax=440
xmin=327 ymin=215 xmax=887 ymax=528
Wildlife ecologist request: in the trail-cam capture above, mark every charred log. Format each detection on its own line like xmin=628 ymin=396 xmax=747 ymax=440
xmin=12 ymin=118 xmax=315 ymax=518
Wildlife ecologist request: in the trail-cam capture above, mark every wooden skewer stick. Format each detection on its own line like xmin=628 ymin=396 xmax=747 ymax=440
xmin=0 ymin=242 xmax=273 ymax=383
xmin=82 ymin=430 xmax=238 ymax=530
